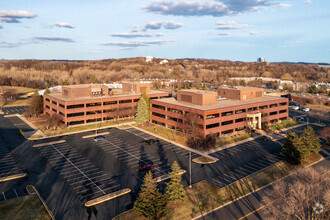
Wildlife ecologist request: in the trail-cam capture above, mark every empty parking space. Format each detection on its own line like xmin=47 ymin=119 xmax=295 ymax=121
xmin=0 ymin=138 xmax=25 ymax=182
xmin=2 ymin=106 xmax=25 ymax=115
xmin=37 ymin=142 xmax=121 ymax=201
xmin=5 ymin=116 xmax=34 ymax=132
xmin=0 ymin=187 xmax=27 ymax=202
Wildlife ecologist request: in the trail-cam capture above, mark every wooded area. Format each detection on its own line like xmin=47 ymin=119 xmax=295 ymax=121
xmin=0 ymin=58 xmax=329 ymax=89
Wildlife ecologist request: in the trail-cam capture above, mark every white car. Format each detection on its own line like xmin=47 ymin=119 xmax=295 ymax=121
xmin=302 ymin=108 xmax=310 ymax=112
xmin=289 ymin=106 xmax=299 ymax=110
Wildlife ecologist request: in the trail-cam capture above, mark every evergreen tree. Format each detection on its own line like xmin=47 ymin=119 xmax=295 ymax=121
xmin=44 ymin=88 xmax=51 ymax=94
xmin=62 ymin=79 xmax=68 ymax=85
xmin=165 ymin=161 xmax=185 ymax=202
xmin=134 ymin=172 xmax=167 ymax=220
xmin=141 ymin=90 xmax=150 ymax=120
xmin=301 ymin=126 xmax=321 ymax=154
xmin=135 ymin=97 xmax=148 ymax=125
xmin=281 ymin=131 xmax=303 ymax=164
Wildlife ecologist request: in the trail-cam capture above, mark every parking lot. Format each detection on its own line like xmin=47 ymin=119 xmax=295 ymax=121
xmin=36 ymin=141 xmax=122 ymax=202
xmin=88 ymin=127 xmax=199 ymax=183
xmin=0 ymin=137 xmax=25 ymax=183
xmin=209 ymin=138 xmax=283 ymax=188
xmin=2 ymin=106 xmax=26 ymax=115
xmin=5 ymin=116 xmax=34 ymax=133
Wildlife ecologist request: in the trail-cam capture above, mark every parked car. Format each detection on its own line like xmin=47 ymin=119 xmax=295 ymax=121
xmin=319 ymin=137 xmax=328 ymax=144
xmin=302 ymin=108 xmax=310 ymax=112
xmin=262 ymin=136 xmax=271 ymax=141
xmin=297 ymin=117 xmax=304 ymax=122
xmin=139 ymin=163 xmax=154 ymax=172
xmin=93 ymin=135 xmax=105 ymax=142
xmin=289 ymin=106 xmax=299 ymax=110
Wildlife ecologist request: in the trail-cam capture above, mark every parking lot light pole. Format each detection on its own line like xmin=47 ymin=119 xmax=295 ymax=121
xmin=95 ymin=112 xmax=98 ymax=135
xmin=189 ymin=151 xmax=192 ymax=188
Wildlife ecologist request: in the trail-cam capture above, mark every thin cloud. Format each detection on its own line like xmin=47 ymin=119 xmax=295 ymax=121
xmin=216 ymin=20 xmax=249 ymax=30
xmin=54 ymin=22 xmax=75 ymax=29
xmin=0 ymin=41 xmax=22 ymax=48
xmin=102 ymin=40 xmax=173 ymax=48
xmin=304 ymin=0 xmax=312 ymax=4
xmin=143 ymin=0 xmax=271 ymax=17
xmin=0 ymin=25 xmax=3 ymax=29
xmin=110 ymin=33 xmax=164 ymax=38
xmin=33 ymin=36 xmax=76 ymax=43
xmin=0 ymin=10 xmax=37 ymax=23
xmin=218 ymin=32 xmax=231 ymax=36
xmin=130 ymin=20 xmax=184 ymax=32
xmin=278 ymin=3 xmax=291 ymax=8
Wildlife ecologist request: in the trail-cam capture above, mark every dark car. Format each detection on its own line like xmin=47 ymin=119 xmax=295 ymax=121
xmin=262 ymin=136 xmax=271 ymax=141
xmin=139 ymin=163 xmax=154 ymax=172
xmin=93 ymin=135 xmax=105 ymax=142
xmin=297 ymin=117 xmax=304 ymax=122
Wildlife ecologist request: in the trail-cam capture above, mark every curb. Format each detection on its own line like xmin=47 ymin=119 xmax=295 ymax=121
xmin=26 ymin=185 xmax=55 ymax=220
xmin=0 ymin=173 xmax=27 ymax=182
xmin=85 ymin=188 xmax=131 ymax=207
xmin=33 ymin=140 xmax=66 ymax=147
xmin=82 ymin=132 xmax=109 ymax=139
xmin=192 ymin=157 xmax=217 ymax=164
xmin=131 ymin=125 xmax=218 ymax=162
xmin=154 ymin=169 xmax=186 ymax=182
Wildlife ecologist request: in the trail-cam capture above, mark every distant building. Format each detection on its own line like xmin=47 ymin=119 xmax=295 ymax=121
xmin=146 ymin=56 xmax=153 ymax=62
xmin=159 ymin=60 xmax=168 ymax=64
xmin=257 ymin=57 xmax=265 ymax=62
xmin=150 ymin=86 xmax=288 ymax=137
xmin=44 ymin=83 xmax=171 ymax=126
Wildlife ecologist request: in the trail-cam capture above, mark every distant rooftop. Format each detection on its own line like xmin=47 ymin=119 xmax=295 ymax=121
xmin=152 ymin=95 xmax=286 ymax=111
xmin=220 ymin=86 xmax=263 ymax=91
xmin=180 ymin=89 xmax=216 ymax=94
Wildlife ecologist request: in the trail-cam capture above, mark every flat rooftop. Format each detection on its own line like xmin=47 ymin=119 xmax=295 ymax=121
xmin=47 ymin=89 xmax=169 ymax=102
xmin=180 ymin=89 xmax=216 ymax=94
xmin=152 ymin=95 xmax=286 ymax=111
xmin=220 ymin=86 xmax=263 ymax=91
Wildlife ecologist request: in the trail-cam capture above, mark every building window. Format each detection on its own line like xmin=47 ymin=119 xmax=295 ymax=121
xmin=248 ymin=107 xmax=258 ymax=112
xmin=59 ymin=112 xmax=64 ymax=116
xmin=167 ymin=116 xmax=183 ymax=123
xmin=52 ymin=108 xmax=57 ymax=113
xmin=52 ymin=101 xmax=57 ymax=105
xmin=222 ymin=120 xmax=234 ymax=126
xmin=270 ymin=104 xmax=278 ymax=108
xmin=69 ymin=120 xmax=84 ymax=125
xmin=134 ymin=99 xmax=139 ymax=102
xmin=103 ymin=101 xmax=117 ymax=105
xmin=45 ymin=98 xmax=50 ymax=102
xmin=222 ymin=129 xmax=234 ymax=135
xmin=152 ymin=112 xmax=165 ymax=118
xmin=235 ymin=109 xmax=246 ymax=114
xmin=259 ymin=105 xmax=268 ymax=109
xmin=45 ymin=105 xmax=50 ymax=109
xmin=221 ymin=111 xmax=233 ymax=116
xmin=279 ymin=109 xmax=287 ymax=114
xmin=119 ymin=99 xmax=132 ymax=104
xmin=206 ymin=123 xmax=219 ymax=129
xmin=167 ymin=125 xmax=183 ymax=132
xmin=150 ymin=97 xmax=159 ymax=100
xmin=235 ymin=118 xmax=246 ymax=123
xmin=279 ymin=102 xmax=287 ymax=106
xmin=270 ymin=111 xmax=278 ymax=116
xmin=152 ymin=104 xmax=165 ymax=110
xmin=235 ymin=126 xmax=245 ymax=131
xmin=103 ymin=109 xmax=117 ymax=113
xmin=86 ymin=102 xmax=101 ymax=107
xmin=152 ymin=120 xmax=165 ymax=127
xmin=168 ymin=107 xmax=183 ymax=114
xmin=279 ymin=117 xmax=287 ymax=121
xmin=206 ymin=113 xmax=219 ymax=119
xmin=67 ymin=104 xmax=84 ymax=109
xmin=86 ymin=110 xmax=102 ymax=115
xmin=67 ymin=112 xmax=84 ymax=117
xmin=59 ymin=103 xmax=65 ymax=108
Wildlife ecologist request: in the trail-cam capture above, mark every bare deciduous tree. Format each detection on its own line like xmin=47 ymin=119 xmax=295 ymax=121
xmin=262 ymin=167 xmax=329 ymax=220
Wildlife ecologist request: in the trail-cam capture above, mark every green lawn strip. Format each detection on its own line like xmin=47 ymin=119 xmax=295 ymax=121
xmin=138 ymin=125 xmax=189 ymax=146
xmin=0 ymin=195 xmax=51 ymax=220
xmin=28 ymin=117 xmax=134 ymax=136
xmin=269 ymin=120 xmax=300 ymax=131
xmin=114 ymin=160 xmax=299 ymax=220
xmin=4 ymin=99 xmax=29 ymax=107
xmin=216 ymin=133 xmax=251 ymax=148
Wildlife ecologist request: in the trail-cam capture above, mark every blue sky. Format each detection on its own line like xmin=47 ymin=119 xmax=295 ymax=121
xmin=0 ymin=0 xmax=329 ymax=62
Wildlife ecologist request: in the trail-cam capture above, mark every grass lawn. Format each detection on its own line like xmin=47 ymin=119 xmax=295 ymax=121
xmin=269 ymin=120 xmax=300 ymax=131
xmin=1 ymin=86 xmax=35 ymax=95
xmin=114 ymin=154 xmax=322 ymax=220
xmin=28 ymin=116 xmax=134 ymax=136
xmin=216 ymin=133 xmax=251 ymax=148
xmin=139 ymin=125 xmax=189 ymax=146
xmin=4 ymin=99 xmax=29 ymax=107
xmin=0 ymin=195 xmax=51 ymax=220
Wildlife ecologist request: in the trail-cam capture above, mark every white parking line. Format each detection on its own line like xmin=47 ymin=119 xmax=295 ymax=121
xmin=50 ymin=144 xmax=106 ymax=195
xmin=2 ymin=192 xmax=6 ymax=200
xmin=14 ymin=189 xmax=18 ymax=198
xmin=213 ymin=178 xmax=225 ymax=186
xmin=244 ymin=163 xmax=261 ymax=170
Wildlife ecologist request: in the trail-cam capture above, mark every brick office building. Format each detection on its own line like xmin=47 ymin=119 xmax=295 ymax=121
xmin=150 ymin=87 xmax=289 ymax=137
xmin=44 ymin=83 xmax=171 ymax=126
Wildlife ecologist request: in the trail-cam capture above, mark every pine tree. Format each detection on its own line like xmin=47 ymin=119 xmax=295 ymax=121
xmin=165 ymin=161 xmax=186 ymax=202
xmin=281 ymin=131 xmax=303 ymax=164
xmin=301 ymin=126 xmax=321 ymax=155
xmin=62 ymin=79 xmax=68 ymax=85
xmin=141 ymin=90 xmax=150 ymax=120
xmin=134 ymin=172 xmax=167 ymax=220
xmin=135 ymin=97 xmax=148 ymax=125
xmin=44 ymin=88 xmax=51 ymax=94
